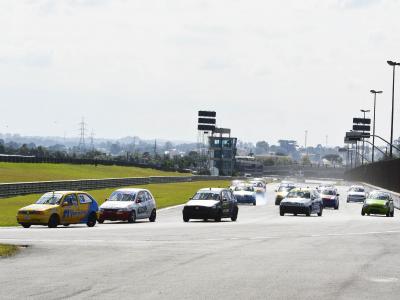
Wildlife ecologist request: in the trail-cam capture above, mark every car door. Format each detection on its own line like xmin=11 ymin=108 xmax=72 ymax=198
xmin=221 ymin=190 xmax=230 ymax=217
xmin=145 ymin=191 xmax=155 ymax=216
xmin=61 ymin=193 xmax=80 ymax=224
xmin=310 ymin=191 xmax=318 ymax=213
xmin=136 ymin=191 xmax=148 ymax=219
xmin=78 ymin=193 xmax=94 ymax=221
xmin=389 ymin=196 xmax=394 ymax=213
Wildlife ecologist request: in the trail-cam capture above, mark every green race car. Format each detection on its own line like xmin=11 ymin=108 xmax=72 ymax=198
xmin=361 ymin=190 xmax=394 ymax=217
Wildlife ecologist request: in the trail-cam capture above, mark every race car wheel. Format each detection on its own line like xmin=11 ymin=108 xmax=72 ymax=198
xmin=128 ymin=211 xmax=136 ymax=223
xmin=215 ymin=210 xmax=222 ymax=222
xmin=21 ymin=223 xmax=31 ymax=228
xmin=86 ymin=213 xmax=97 ymax=227
xmin=317 ymin=205 xmax=323 ymax=217
xmin=306 ymin=207 xmax=311 ymax=217
xmin=149 ymin=209 xmax=156 ymax=222
xmin=231 ymin=207 xmax=238 ymax=222
xmin=48 ymin=214 xmax=59 ymax=228
xmin=183 ymin=214 xmax=189 ymax=222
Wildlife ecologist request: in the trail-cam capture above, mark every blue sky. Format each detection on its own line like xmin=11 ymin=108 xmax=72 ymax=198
xmin=0 ymin=0 xmax=399 ymax=146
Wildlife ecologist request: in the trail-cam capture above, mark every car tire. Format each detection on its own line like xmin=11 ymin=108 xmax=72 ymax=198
xmin=215 ymin=210 xmax=222 ymax=222
xmin=253 ymin=201 xmax=256 ymax=206
xmin=63 ymin=224 xmax=70 ymax=227
xmin=86 ymin=213 xmax=97 ymax=227
xmin=391 ymin=211 xmax=394 ymax=217
xmin=386 ymin=211 xmax=390 ymax=217
xmin=280 ymin=209 xmax=284 ymax=216
xmin=21 ymin=223 xmax=31 ymax=228
xmin=128 ymin=210 xmax=136 ymax=223
xmin=183 ymin=214 xmax=189 ymax=222
xmin=317 ymin=205 xmax=323 ymax=216
xmin=48 ymin=214 xmax=59 ymax=228
xmin=231 ymin=207 xmax=238 ymax=222
xmin=306 ymin=207 xmax=311 ymax=217
xmin=98 ymin=218 xmax=104 ymax=224
xmin=149 ymin=209 xmax=156 ymax=222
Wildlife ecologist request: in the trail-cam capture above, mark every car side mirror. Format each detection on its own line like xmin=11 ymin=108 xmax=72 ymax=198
xmin=136 ymin=199 xmax=142 ymax=204
xmin=62 ymin=202 xmax=69 ymax=207
xmin=222 ymin=198 xmax=228 ymax=202
xmin=104 ymin=198 xmax=108 ymax=202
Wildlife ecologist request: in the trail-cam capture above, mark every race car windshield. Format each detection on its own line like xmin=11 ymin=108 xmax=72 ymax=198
xmin=192 ymin=192 xmax=220 ymax=200
xmin=109 ymin=192 xmax=136 ymax=201
xmin=278 ymin=186 xmax=292 ymax=192
xmin=286 ymin=191 xmax=310 ymax=199
xmin=368 ymin=192 xmax=389 ymax=200
xmin=350 ymin=187 xmax=364 ymax=192
xmin=322 ymin=190 xmax=335 ymax=195
xmin=36 ymin=193 xmax=63 ymax=205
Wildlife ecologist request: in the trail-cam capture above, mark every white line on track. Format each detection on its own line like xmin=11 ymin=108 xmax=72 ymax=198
xmin=2 ymin=230 xmax=400 ymax=245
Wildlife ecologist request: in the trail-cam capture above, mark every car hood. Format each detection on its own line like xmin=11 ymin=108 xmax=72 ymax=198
xmin=185 ymin=200 xmax=219 ymax=207
xmin=233 ymin=191 xmax=255 ymax=197
xmin=276 ymin=191 xmax=289 ymax=197
xmin=19 ymin=204 xmax=57 ymax=212
xmin=100 ymin=201 xmax=133 ymax=209
xmin=281 ymin=197 xmax=311 ymax=204
xmin=365 ymin=199 xmax=387 ymax=206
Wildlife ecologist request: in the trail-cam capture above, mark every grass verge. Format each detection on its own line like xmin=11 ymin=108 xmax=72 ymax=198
xmin=0 ymin=244 xmax=19 ymax=257
xmin=0 ymin=180 xmax=230 ymax=227
xmin=0 ymin=162 xmax=189 ymax=183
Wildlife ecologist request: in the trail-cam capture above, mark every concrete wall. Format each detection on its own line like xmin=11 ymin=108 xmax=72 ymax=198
xmin=344 ymin=159 xmax=400 ymax=193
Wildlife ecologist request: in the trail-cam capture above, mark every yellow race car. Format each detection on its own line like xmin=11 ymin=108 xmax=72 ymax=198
xmin=16 ymin=191 xmax=99 ymax=228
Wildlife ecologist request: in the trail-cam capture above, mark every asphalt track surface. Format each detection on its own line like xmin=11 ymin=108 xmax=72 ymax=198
xmin=1 ymin=181 xmax=400 ymax=300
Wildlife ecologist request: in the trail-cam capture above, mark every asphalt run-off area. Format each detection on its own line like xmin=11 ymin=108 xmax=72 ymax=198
xmin=1 ymin=180 xmax=400 ymax=299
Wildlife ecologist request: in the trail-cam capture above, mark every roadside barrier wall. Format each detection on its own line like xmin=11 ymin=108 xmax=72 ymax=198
xmin=0 ymin=176 xmax=231 ymax=198
xmin=344 ymin=159 xmax=400 ymax=193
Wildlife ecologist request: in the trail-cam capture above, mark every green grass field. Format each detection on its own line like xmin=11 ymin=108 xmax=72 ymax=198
xmin=0 ymin=180 xmax=230 ymax=227
xmin=0 ymin=162 xmax=188 ymax=183
xmin=0 ymin=244 xmax=18 ymax=257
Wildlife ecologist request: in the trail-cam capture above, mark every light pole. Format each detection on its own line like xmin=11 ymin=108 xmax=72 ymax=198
xmin=370 ymin=90 xmax=383 ymax=162
xmin=387 ymin=60 xmax=400 ymax=158
xmin=360 ymin=109 xmax=370 ymax=165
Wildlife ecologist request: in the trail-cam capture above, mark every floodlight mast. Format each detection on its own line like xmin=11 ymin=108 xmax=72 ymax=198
xmin=387 ymin=60 xmax=400 ymax=158
xmin=370 ymin=90 xmax=383 ymax=162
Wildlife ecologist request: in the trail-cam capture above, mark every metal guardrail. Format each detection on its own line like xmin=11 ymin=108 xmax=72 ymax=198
xmin=0 ymin=175 xmax=232 ymax=198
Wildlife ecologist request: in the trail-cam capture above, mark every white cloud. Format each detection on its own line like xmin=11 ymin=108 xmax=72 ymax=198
xmin=0 ymin=0 xmax=399 ymax=146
